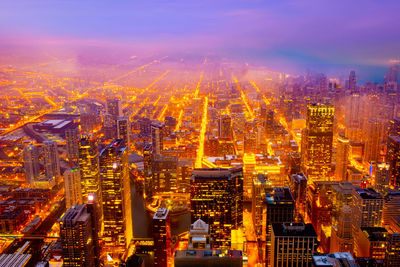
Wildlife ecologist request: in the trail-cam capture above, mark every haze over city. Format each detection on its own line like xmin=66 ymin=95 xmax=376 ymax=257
xmin=0 ymin=0 xmax=400 ymax=267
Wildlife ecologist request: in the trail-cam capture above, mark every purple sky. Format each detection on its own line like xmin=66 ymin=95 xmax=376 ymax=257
xmin=0 ymin=0 xmax=399 ymax=80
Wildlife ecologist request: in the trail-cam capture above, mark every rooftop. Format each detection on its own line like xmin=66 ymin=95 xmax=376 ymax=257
xmin=272 ymin=222 xmax=317 ymax=237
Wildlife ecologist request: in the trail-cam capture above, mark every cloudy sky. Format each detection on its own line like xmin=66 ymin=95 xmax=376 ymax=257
xmin=0 ymin=0 xmax=399 ymax=80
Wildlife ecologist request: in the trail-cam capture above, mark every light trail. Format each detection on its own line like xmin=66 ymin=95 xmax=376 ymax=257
xmin=145 ymin=70 xmax=170 ymax=91
xmin=153 ymin=96 xmax=161 ymax=106
xmin=107 ymin=56 xmax=168 ymax=84
xmin=174 ymin=109 xmax=184 ymax=132
xmin=233 ymin=76 xmax=255 ymax=120
xmin=195 ymin=96 xmax=208 ymax=168
xmin=43 ymin=95 xmax=57 ymax=107
xmin=250 ymin=81 xmax=261 ymax=93
xmin=157 ymin=104 xmax=168 ymax=121
xmin=194 ymin=71 xmax=204 ymax=98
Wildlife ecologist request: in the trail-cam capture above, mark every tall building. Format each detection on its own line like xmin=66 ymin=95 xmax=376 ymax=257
xmin=384 ymin=65 xmax=399 ymax=92
xmin=190 ymin=167 xmax=243 ymax=248
xmin=348 ymin=70 xmax=357 ymax=91
xmin=43 ymin=140 xmax=61 ymax=183
xmin=344 ymin=92 xmax=361 ymax=129
xmin=265 ymin=187 xmax=295 ymax=266
xmin=353 ymin=227 xmax=388 ymax=260
xmin=106 ymin=97 xmax=122 ymax=118
xmin=387 ymin=136 xmax=400 ymax=189
xmin=65 ymin=127 xmax=80 ymax=164
xmin=302 ymin=103 xmax=334 ymax=183
xmin=289 ymin=173 xmax=308 ymax=220
xmin=152 ymin=154 xmax=178 ymax=193
xmin=374 ymin=162 xmax=390 ymax=194
xmin=330 ymin=205 xmax=353 ymax=253
xmin=153 ymin=208 xmax=171 ymax=267
xmin=335 ymin=135 xmax=349 ymax=181
xmin=218 ymin=114 xmax=232 ymax=139
xmin=243 ymin=153 xmax=256 ymax=198
xmin=151 ymin=121 xmax=164 ymax=155
xmin=383 ymin=190 xmax=400 ymax=229
xmin=352 ymin=187 xmax=383 ymax=231
xmin=78 ymin=134 xmax=101 ymax=204
xmin=270 ymin=223 xmax=318 ymax=267
xmin=363 ymin=119 xmax=384 ymax=163
xmin=59 ymin=204 xmax=96 ymax=267
xmin=87 ymin=193 xmax=101 ymax=267
xmin=100 ymin=139 xmax=132 ymax=250
xmin=64 ymin=168 xmax=82 ymax=209
xmin=117 ymin=116 xmax=131 ymax=149
xmin=23 ymin=145 xmax=40 ymax=185
xmin=252 ymin=173 xmax=271 ymax=239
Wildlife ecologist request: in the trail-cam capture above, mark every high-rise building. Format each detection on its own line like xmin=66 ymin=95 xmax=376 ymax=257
xmin=344 ymin=92 xmax=361 ymax=129
xmin=387 ymin=136 xmax=400 ymax=189
xmin=243 ymin=153 xmax=256 ymax=198
xmin=353 ymin=227 xmax=388 ymax=260
xmin=78 ymin=134 xmax=101 ymax=204
xmin=386 ymin=216 xmax=400 ymax=266
xmin=388 ymin=118 xmax=400 ymax=137
xmin=43 ymin=140 xmax=61 ymax=183
xmin=152 ymin=154 xmax=178 ymax=193
xmin=106 ymin=97 xmax=122 ymax=118
xmin=218 ymin=114 xmax=232 ymax=139
xmin=100 ymin=139 xmax=132 ymax=250
xmin=348 ymin=70 xmax=357 ymax=91
xmin=374 ymin=162 xmax=390 ymax=194
xmin=87 ymin=193 xmax=101 ymax=267
xmin=23 ymin=145 xmax=40 ymax=185
xmin=151 ymin=121 xmax=164 ymax=155
xmin=302 ymin=103 xmax=334 ymax=183
xmin=270 ymin=223 xmax=318 ymax=267
xmin=59 ymin=204 xmax=96 ymax=267
xmin=117 ymin=116 xmax=131 ymax=149
xmin=289 ymin=173 xmax=308 ymax=220
xmin=384 ymin=65 xmax=399 ymax=92
xmin=364 ymin=119 xmax=384 ymax=163
xmin=383 ymin=190 xmax=400 ymax=229
xmin=64 ymin=168 xmax=82 ymax=209
xmin=335 ymin=135 xmax=349 ymax=181
xmin=265 ymin=187 xmax=295 ymax=266
xmin=352 ymin=187 xmax=383 ymax=231
xmin=153 ymin=208 xmax=171 ymax=267
xmin=330 ymin=205 xmax=353 ymax=253
xmin=252 ymin=173 xmax=271 ymax=239
xmin=190 ymin=167 xmax=243 ymax=248
xmin=65 ymin=127 xmax=80 ymax=164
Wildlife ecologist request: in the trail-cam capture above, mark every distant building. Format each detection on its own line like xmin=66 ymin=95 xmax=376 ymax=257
xmin=191 ymin=167 xmax=243 ymax=248
xmin=302 ymin=103 xmax=334 ymax=182
xmin=65 ymin=127 xmax=80 ymax=164
xmin=387 ymin=136 xmax=400 ymax=189
xmin=23 ymin=145 xmax=40 ymax=185
xmin=43 ymin=140 xmax=61 ymax=183
xmin=151 ymin=121 xmax=164 ymax=155
xmin=218 ymin=114 xmax=232 ymax=139
xmin=106 ymin=97 xmax=122 ymax=118
xmin=151 ymin=154 xmax=178 ymax=193
xmin=270 ymin=223 xmax=318 ymax=267
xmin=64 ymin=169 xmax=82 ymax=209
xmin=117 ymin=116 xmax=131 ymax=149
xmin=153 ymin=208 xmax=171 ymax=267
xmin=335 ymin=135 xmax=349 ymax=181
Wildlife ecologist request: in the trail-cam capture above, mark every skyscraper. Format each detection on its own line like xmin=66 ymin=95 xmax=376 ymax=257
xmin=270 ymin=223 xmax=318 ymax=267
xmin=64 ymin=168 xmax=82 ymax=209
xmin=65 ymin=127 xmax=80 ymax=164
xmin=363 ymin=119 xmax=384 ymax=163
xmin=190 ymin=167 xmax=243 ymax=248
xmin=348 ymin=70 xmax=357 ymax=91
xmin=59 ymin=204 xmax=96 ymax=267
xmin=152 ymin=154 xmax=178 ymax=193
xmin=151 ymin=121 xmax=164 ymax=155
xmin=43 ymin=140 xmax=61 ymax=183
xmin=23 ymin=145 xmax=40 ymax=185
xmin=302 ymin=103 xmax=334 ymax=183
xmin=218 ymin=114 xmax=232 ymax=139
xmin=117 ymin=116 xmax=131 ymax=150
xmin=106 ymin=97 xmax=122 ymax=118
xmin=153 ymin=208 xmax=171 ymax=267
xmin=352 ymin=187 xmax=383 ymax=230
xmin=335 ymin=135 xmax=349 ymax=181
xmin=384 ymin=65 xmax=399 ymax=92
xmin=78 ymin=134 xmax=101 ymax=203
xmin=100 ymin=139 xmax=132 ymax=251
xmin=388 ymin=135 xmax=400 ymax=189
